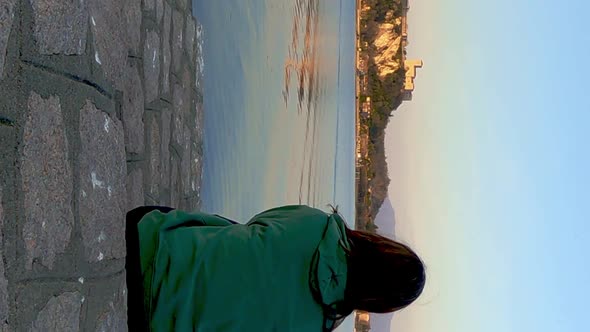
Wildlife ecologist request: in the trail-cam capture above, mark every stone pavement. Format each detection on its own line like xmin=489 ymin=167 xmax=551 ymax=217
xmin=0 ymin=0 xmax=205 ymax=330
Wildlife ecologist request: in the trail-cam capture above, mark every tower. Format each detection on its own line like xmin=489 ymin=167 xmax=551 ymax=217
xmin=402 ymin=59 xmax=423 ymax=100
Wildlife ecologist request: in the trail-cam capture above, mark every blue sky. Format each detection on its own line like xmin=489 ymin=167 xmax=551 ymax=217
xmin=384 ymin=0 xmax=590 ymax=331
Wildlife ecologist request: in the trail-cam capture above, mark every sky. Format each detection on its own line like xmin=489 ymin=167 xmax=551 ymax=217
xmin=384 ymin=1 xmax=590 ymax=332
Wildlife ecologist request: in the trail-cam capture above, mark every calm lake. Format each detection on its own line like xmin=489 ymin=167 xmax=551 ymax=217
xmin=193 ymin=0 xmax=356 ymax=225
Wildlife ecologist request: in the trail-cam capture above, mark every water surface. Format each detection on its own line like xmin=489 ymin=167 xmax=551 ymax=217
xmin=192 ymin=0 xmax=355 ymax=228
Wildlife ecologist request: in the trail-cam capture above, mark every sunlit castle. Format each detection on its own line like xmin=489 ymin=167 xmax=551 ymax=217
xmin=353 ymin=311 xmax=371 ymax=332
xmin=402 ymin=59 xmax=423 ymax=101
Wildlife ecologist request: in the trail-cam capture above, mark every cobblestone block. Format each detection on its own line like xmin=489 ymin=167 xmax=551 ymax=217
xmin=190 ymin=140 xmax=203 ymax=194
xmin=195 ymin=22 xmax=204 ymax=92
xmin=143 ymin=0 xmax=155 ymax=11
xmin=171 ymin=9 xmax=184 ymax=74
xmin=180 ymin=195 xmax=200 ymax=212
xmin=143 ymin=30 xmax=161 ymax=103
xmin=185 ymin=15 xmax=196 ymax=63
xmin=21 ymin=92 xmax=74 ymax=270
xmin=171 ymin=82 xmax=188 ymax=147
xmin=195 ymin=100 xmax=204 ymax=142
xmin=170 ymin=154 xmax=180 ymax=208
xmin=0 ymin=188 xmax=8 ymax=331
xmin=125 ymin=0 xmax=142 ymax=55
xmin=181 ymin=124 xmax=191 ymax=196
xmin=160 ymin=109 xmax=171 ymax=193
xmin=88 ymin=0 xmax=128 ymax=89
xmin=177 ymin=0 xmax=188 ymax=11
xmin=79 ymin=100 xmax=127 ymax=263
xmin=83 ymin=272 xmax=127 ymax=332
xmin=156 ymin=0 xmax=164 ymax=25
xmin=122 ymin=62 xmax=145 ymax=155
xmin=94 ymin=282 xmax=127 ymax=332
xmin=161 ymin=3 xmax=172 ymax=94
xmin=149 ymin=115 xmax=161 ymax=199
xmin=29 ymin=292 xmax=83 ymax=332
xmin=29 ymin=0 xmax=88 ymax=55
xmin=0 ymin=0 xmax=16 ymax=80
xmin=182 ymin=67 xmax=193 ymax=112
xmin=126 ymin=168 xmax=144 ymax=211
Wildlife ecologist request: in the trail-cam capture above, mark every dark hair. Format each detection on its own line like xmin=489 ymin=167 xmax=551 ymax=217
xmin=342 ymin=227 xmax=426 ymax=313
xmin=321 ymin=205 xmax=425 ymax=331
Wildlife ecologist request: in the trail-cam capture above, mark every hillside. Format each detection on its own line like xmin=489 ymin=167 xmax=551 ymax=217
xmin=373 ymin=197 xmax=396 ymax=239
xmin=356 ymin=0 xmax=406 ymax=231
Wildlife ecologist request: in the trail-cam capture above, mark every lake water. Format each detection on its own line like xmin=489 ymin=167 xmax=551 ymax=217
xmin=192 ymin=1 xmax=357 ymax=328
xmin=193 ymin=0 xmax=356 ymax=224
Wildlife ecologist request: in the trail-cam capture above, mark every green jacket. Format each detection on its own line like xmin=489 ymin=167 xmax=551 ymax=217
xmin=137 ymin=205 xmax=352 ymax=331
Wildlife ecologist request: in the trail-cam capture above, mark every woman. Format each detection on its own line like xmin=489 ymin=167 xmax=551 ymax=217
xmin=125 ymin=204 xmax=425 ymax=332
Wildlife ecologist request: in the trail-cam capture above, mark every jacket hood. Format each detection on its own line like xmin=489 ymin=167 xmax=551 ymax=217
xmin=309 ymin=212 xmax=352 ymax=330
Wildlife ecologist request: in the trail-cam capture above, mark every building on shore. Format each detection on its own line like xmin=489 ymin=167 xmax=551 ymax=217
xmin=402 ymin=59 xmax=423 ymax=101
xmin=354 ymin=311 xmax=371 ymax=332
xmin=361 ymin=96 xmax=372 ymax=119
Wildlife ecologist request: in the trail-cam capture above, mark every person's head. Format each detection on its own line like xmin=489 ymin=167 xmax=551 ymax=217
xmin=342 ymin=227 xmax=426 ymax=313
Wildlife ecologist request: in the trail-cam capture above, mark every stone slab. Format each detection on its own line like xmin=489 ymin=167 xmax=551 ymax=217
xmin=170 ymin=154 xmax=180 ymax=208
xmin=181 ymin=124 xmax=191 ymax=196
xmin=0 ymin=187 xmax=8 ymax=331
xmin=29 ymin=0 xmax=88 ymax=55
xmin=195 ymin=100 xmax=204 ymax=143
xmin=149 ymin=114 xmax=161 ymax=199
xmin=29 ymin=291 xmax=83 ymax=332
xmin=143 ymin=30 xmax=161 ymax=103
xmin=122 ymin=62 xmax=145 ymax=155
xmin=161 ymin=3 xmax=172 ymax=95
xmin=143 ymin=0 xmax=155 ymax=11
xmin=171 ymin=9 xmax=184 ymax=74
xmin=78 ymin=100 xmax=127 ymax=263
xmin=180 ymin=195 xmax=200 ymax=212
xmin=160 ymin=109 xmax=171 ymax=204
xmin=177 ymin=0 xmax=188 ymax=11
xmin=171 ymin=82 xmax=188 ymax=147
xmin=125 ymin=0 xmax=142 ymax=55
xmin=15 ymin=281 xmax=84 ymax=332
xmin=190 ymin=140 xmax=203 ymax=194
xmin=93 ymin=276 xmax=127 ymax=332
xmin=182 ymin=66 xmax=195 ymax=120
xmin=126 ymin=167 xmax=144 ymax=211
xmin=79 ymin=272 xmax=126 ymax=332
xmin=185 ymin=15 xmax=196 ymax=63
xmin=88 ymin=0 xmax=129 ymax=89
xmin=195 ymin=21 xmax=204 ymax=93
xmin=156 ymin=0 xmax=164 ymax=25
xmin=21 ymin=92 xmax=74 ymax=270
xmin=0 ymin=0 xmax=16 ymax=80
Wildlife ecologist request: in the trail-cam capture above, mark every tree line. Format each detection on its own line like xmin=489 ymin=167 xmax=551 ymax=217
xmin=356 ymin=0 xmax=406 ymax=231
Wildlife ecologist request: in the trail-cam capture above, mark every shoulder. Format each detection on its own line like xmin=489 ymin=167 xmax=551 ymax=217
xmin=244 ymin=205 xmax=334 ymax=254
xmin=246 ymin=204 xmax=329 ymax=225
